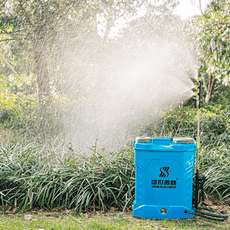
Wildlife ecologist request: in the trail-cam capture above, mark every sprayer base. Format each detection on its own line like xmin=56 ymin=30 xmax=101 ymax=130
xmin=132 ymin=205 xmax=194 ymax=219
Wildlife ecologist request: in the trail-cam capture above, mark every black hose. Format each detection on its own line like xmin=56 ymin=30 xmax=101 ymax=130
xmin=185 ymin=207 xmax=228 ymax=222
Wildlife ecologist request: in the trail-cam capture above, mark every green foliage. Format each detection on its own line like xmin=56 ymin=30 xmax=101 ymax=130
xmin=0 ymin=143 xmax=135 ymax=213
xmin=197 ymin=0 xmax=230 ymax=83
xmin=0 ymin=73 xmax=36 ymax=95
xmin=164 ymin=102 xmax=230 ymax=147
xmin=197 ymin=0 xmax=230 ymax=80
xmin=201 ymin=146 xmax=230 ymax=201
xmin=163 ymin=95 xmax=230 ymax=201
xmin=192 ymin=0 xmax=230 ymax=102
xmin=0 ymin=94 xmax=62 ymax=142
xmin=0 ymin=72 xmax=65 ymax=140
xmin=0 ymin=136 xmax=229 ymax=214
xmin=0 ymin=94 xmax=229 ymax=213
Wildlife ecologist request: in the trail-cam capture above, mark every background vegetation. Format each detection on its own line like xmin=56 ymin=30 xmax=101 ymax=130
xmin=0 ymin=0 xmax=229 ymax=214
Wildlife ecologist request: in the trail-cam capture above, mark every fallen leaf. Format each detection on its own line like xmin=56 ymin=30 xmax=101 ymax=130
xmin=25 ymin=215 xmax=33 ymax=220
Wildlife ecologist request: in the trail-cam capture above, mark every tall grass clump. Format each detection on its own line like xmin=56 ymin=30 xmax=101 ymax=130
xmin=0 ymin=131 xmax=230 ymax=213
xmin=0 ymin=141 xmax=135 ymax=213
xmin=200 ymin=146 xmax=230 ymax=203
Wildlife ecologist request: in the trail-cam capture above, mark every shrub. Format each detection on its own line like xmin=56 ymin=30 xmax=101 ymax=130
xmin=164 ymin=102 xmax=230 ymax=148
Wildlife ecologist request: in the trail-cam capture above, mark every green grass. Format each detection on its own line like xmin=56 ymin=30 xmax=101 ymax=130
xmin=0 ymin=139 xmax=230 ymax=213
xmin=0 ymin=212 xmax=229 ymax=230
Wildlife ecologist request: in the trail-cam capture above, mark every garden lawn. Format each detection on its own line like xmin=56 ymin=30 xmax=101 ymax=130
xmin=0 ymin=211 xmax=229 ymax=230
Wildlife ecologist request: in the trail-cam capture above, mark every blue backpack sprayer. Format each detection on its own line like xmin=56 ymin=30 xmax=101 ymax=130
xmin=132 ymin=79 xmax=228 ymax=221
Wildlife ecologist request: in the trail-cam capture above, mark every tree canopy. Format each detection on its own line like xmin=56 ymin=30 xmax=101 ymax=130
xmin=193 ymin=0 xmax=230 ymax=103
xmin=0 ymin=0 xmax=229 ymax=107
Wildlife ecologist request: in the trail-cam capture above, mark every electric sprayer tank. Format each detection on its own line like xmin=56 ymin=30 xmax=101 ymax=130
xmin=133 ymin=137 xmax=195 ymax=219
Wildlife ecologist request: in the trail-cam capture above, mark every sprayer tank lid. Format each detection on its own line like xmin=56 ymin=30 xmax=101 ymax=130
xmin=172 ymin=137 xmax=195 ymax=144
xmin=136 ymin=137 xmax=151 ymax=143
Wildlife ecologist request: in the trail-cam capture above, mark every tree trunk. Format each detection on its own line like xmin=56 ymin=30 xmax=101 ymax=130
xmin=34 ymin=29 xmax=50 ymax=105
xmin=199 ymin=0 xmax=203 ymax=15
xmin=203 ymin=74 xmax=217 ymax=103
